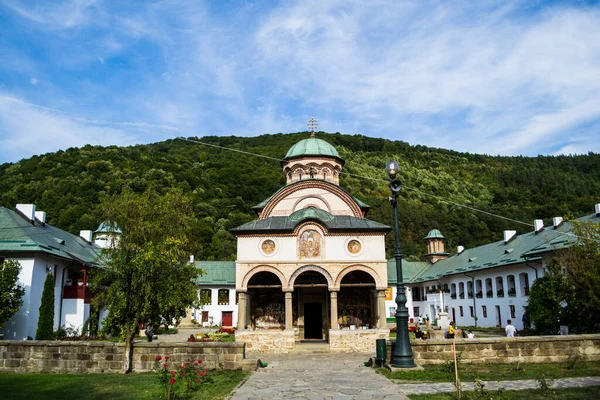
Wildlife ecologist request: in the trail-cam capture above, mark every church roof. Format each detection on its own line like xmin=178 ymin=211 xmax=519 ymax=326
xmin=231 ymin=206 xmax=390 ymax=234
xmin=424 ymin=229 xmax=445 ymax=239
xmin=285 ymin=137 xmax=340 ymax=159
xmin=94 ymin=221 xmax=122 ymax=234
xmin=0 ymin=206 xmax=102 ymax=266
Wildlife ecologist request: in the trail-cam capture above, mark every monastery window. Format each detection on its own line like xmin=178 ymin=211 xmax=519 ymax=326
xmin=467 ymin=281 xmax=473 ymax=298
xmin=475 ymin=280 xmax=482 ymax=298
xmin=458 ymin=282 xmax=465 ymax=299
xmin=218 ymin=289 xmax=230 ymax=305
xmin=200 ymin=289 xmax=212 ymax=305
xmin=450 ymin=283 xmax=457 ymax=299
xmin=507 ymin=275 xmax=516 ymax=296
xmin=459 ymin=306 xmax=464 ymax=317
xmin=485 ymin=278 xmax=493 ymax=298
xmin=482 ymin=305 xmax=487 ymax=318
xmin=201 ymin=311 xmax=209 ymax=323
xmin=413 ymin=287 xmax=422 ymax=301
xmin=510 ymin=305 xmax=516 ymax=319
xmin=496 ymin=276 xmax=504 ymax=297
xmin=469 ymin=306 xmax=474 ymax=317
xmin=519 ymin=273 xmax=529 ymax=296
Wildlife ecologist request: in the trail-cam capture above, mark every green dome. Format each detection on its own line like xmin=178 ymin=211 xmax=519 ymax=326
xmin=289 ymin=207 xmax=335 ymax=224
xmin=285 ymin=137 xmax=340 ymax=159
xmin=424 ymin=229 xmax=445 ymax=239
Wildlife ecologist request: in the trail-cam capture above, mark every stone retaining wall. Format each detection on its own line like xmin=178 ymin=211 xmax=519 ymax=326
xmin=330 ymin=329 xmax=389 ymax=353
xmin=385 ymin=335 xmax=600 ymax=365
xmin=0 ymin=341 xmax=255 ymax=373
xmin=236 ymin=330 xmax=295 ymax=354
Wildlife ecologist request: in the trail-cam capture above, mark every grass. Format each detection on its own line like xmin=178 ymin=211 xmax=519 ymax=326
xmin=408 ymin=386 xmax=600 ymax=399
xmin=0 ymin=369 xmax=249 ymax=400
xmin=378 ymin=360 xmax=600 ymax=383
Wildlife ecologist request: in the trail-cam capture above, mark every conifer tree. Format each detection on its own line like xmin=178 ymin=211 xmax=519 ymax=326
xmin=0 ymin=259 xmax=25 ymax=331
xmin=36 ymin=272 xmax=55 ymax=340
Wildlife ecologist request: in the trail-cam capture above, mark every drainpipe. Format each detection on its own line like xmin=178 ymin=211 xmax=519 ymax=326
xmin=464 ymin=273 xmax=477 ymax=327
xmin=525 ymin=259 xmax=540 ymax=280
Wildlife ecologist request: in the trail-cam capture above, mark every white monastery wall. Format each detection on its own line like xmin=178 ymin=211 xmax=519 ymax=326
xmin=194 ymin=286 xmax=237 ymax=327
xmin=269 ymin=187 xmax=354 ymax=216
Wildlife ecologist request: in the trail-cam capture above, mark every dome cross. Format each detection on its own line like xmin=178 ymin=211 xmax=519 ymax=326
xmin=307 ymin=117 xmax=318 ymax=137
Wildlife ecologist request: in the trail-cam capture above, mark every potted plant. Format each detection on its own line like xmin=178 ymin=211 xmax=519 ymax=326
xmin=476 ymin=291 xmax=483 ymax=298
xmin=508 ymin=288 xmax=516 ymax=297
xmin=497 ymin=289 xmax=504 ymax=297
xmin=459 ymin=293 xmax=465 ymax=299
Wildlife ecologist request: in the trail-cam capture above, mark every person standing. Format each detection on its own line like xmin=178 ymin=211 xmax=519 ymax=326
xmin=505 ymin=319 xmax=517 ymax=337
xmin=522 ymin=307 xmax=531 ymax=330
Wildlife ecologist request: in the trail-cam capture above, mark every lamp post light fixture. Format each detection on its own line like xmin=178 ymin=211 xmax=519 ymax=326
xmin=386 ymin=160 xmax=416 ymax=368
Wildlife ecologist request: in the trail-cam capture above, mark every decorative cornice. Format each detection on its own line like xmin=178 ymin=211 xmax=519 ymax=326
xmin=261 ymin=180 xmax=363 ymax=219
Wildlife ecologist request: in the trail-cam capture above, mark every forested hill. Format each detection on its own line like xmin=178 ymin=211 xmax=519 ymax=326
xmin=1 ymin=132 xmax=599 ymax=260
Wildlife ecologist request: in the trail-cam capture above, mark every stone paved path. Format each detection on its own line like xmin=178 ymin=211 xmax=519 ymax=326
xmin=228 ymin=352 xmax=600 ymax=399
xmin=229 ymin=352 xmax=409 ymax=400
xmin=396 ymin=376 xmax=600 ymax=395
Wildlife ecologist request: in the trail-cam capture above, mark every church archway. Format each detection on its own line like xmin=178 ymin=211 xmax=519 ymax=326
xmin=247 ymin=271 xmax=285 ymax=330
xmin=337 ymin=270 xmax=376 ymax=329
xmin=292 ymin=270 xmax=329 ymax=340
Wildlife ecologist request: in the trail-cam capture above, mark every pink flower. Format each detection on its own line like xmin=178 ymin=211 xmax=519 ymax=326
xmin=169 ymin=378 xmax=176 ymax=385
xmin=165 ymin=356 xmax=169 ymax=360
xmin=171 ymin=371 xmax=175 ymax=377
xmin=203 ymin=370 xmax=207 ymax=376
xmin=196 ymin=378 xmax=201 ymax=383
xmin=193 ymin=361 xmax=198 ymax=365
xmin=184 ymin=362 xmax=189 ymax=366
xmin=180 ymin=372 xmax=185 ymax=377
xmin=156 ymin=355 xmax=162 ymax=361
xmin=163 ymin=363 xmax=169 ymax=368
xmin=197 ymin=359 xmax=202 ymax=363
xmin=180 ymin=365 xmax=184 ymax=369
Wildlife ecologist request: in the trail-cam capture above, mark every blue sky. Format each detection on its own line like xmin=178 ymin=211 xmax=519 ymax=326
xmin=1 ymin=0 xmax=600 ymax=163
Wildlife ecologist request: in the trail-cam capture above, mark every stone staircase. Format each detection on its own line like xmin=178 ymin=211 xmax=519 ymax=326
xmin=291 ymin=340 xmax=330 ymax=354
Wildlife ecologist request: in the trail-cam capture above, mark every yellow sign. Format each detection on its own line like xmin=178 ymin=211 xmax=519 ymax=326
xmin=385 ymin=287 xmax=393 ymax=301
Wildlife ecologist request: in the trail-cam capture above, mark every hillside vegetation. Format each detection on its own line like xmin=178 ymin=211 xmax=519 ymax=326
xmin=1 ymin=132 xmax=599 ymax=260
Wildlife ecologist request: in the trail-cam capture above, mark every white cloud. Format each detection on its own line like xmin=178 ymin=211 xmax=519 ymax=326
xmin=29 ymin=78 xmax=37 ymax=85
xmin=1 ymin=0 xmax=600 ymax=161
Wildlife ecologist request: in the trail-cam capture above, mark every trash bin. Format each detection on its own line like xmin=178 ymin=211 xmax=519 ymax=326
xmin=376 ymin=338 xmax=387 ymax=362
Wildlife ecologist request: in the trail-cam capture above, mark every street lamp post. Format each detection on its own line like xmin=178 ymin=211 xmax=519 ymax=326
xmin=386 ymin=161 xmax=416 ymax=368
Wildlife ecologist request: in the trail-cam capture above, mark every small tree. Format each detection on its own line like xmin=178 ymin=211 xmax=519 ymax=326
xmin=0 ymin=259 xmax=25 ymax=331
xmin=92 ymin=188 xmax=203 ymax=373
xmin=36 ymin=272 xmax=55 ymax=340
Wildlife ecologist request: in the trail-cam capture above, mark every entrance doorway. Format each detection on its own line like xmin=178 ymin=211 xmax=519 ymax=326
xmin=304 ymin=302 xmax=323 ymax=339
xmin=495 ymin=305 xmax=501 ymax=327
xmin=222 ymin=311 xmax=233 ymax=327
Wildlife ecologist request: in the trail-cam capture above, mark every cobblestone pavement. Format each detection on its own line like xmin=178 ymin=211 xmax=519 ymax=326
xmin=229 ymin=352 xmax=600 ymax=399
xmin=229 ymin=352 xmax=409 ymax=400
xmin=394 ymin=376 xmax=600 ymax=395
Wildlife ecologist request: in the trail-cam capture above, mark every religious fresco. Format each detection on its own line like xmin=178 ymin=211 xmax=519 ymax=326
xmin=298 ymin=229 xmax=321 ymax=259
xmin=252 ymin=290 xmax=285 ymax=329
xmin=261 ymin=239 xmax=276 ymax=254
xmin=337 ymin=287 xmax=372 ymax=328
xmin=385 ymin=287 xmax=393 ymax=301
xmin=347 ymin=239 xmax=361 ymax=254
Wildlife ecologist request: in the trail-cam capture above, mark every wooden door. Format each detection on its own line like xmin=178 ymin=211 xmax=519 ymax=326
xmin=222 ymin=311 xmax=233 ymax=327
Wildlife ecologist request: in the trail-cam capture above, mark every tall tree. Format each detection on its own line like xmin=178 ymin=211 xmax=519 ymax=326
xmin=92 ymin=188 xmax=202 ymax=373
xmin=36 ymin=272 xmax=55 ymax=340
xmin=529 ymin=220 xmax=600 ymax=334
xmin=0 ymin=259 xmax=25 ymax=331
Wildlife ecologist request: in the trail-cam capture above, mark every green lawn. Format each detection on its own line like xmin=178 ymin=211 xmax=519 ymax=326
xmin=378 ymin=361 xmax=600 ymax=383
xmin=0 ymin=370 xmax=249 ymax=400
xmin=409 ymin=386 xmax=600 ymax=399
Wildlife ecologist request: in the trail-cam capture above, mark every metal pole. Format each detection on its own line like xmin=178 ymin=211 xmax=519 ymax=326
xmin=390 ymin=181 xmax=416 ymax=368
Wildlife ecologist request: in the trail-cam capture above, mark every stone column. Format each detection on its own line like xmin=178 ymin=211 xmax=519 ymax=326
xmin=377 ymin=290 xmax=386 ymax=328
xmin=285 ymin=291 xmax=293 ymax=330
xmin=330 ymin=290 xmax=339 ymax=330
xmin=237 ymin=292 xmax=247 ymax=330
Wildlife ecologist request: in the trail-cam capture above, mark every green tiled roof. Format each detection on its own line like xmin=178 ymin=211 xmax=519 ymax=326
xmin=0 ymin=207 xmax=102 ymax=266
xmin=424 ymin=229 xmax=445 ymax=239
xmin=387 ymin=259 xmax=430 ymax=284
xmin=194 ymin=261 xmax=236 ymax=285
xmin=231 ymin=207 xmax=390 ymax=234
xmin=522 ymin=214 xmax=599 ymax=257
xmin=285 ymin=137 xmax=340 ymax=159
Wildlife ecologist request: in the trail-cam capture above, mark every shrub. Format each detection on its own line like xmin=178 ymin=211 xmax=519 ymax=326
xmin=36 ymin=273 xmax=55 ymax=340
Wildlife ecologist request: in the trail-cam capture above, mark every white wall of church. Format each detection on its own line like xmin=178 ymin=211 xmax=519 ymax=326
xmin=237 ymin=235 xmax=386 ymax=264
